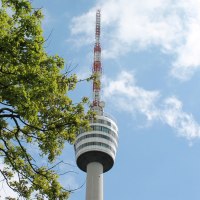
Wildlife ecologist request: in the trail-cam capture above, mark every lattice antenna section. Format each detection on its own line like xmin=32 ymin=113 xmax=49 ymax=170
xmin=91 ymin=10 xmax=105 ymax=115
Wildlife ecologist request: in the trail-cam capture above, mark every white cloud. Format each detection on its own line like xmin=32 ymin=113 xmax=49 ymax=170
xmin=70 ymin=9 xmax=96 ymax=47
xmin=161 ymin=97 xmax=200 ymax=139
xmin=103 ymin=71 xmax=160 ymax=120
xmin=103 ymin=71 xmax=200 ymax=140
xmin=171 ymin=19 xmax=200 ymax=80
xmin=70 ymin=0 xmax=200 ymax=80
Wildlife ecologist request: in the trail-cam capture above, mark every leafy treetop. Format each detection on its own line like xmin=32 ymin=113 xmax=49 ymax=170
xmin=0 ymin=0 xmax=92 ymax=199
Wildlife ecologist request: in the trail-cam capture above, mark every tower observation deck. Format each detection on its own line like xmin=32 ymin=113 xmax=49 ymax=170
xmin=74 ymin=10 xmax=118 ymax=200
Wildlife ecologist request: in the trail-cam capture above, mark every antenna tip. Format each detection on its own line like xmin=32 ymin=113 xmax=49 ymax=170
xmin=96 ymin=9 xmax=101 ymax=13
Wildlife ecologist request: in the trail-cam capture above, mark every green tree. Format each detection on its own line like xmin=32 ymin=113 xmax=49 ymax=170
xmin=0 ymin=0 xmax=91 ymax=199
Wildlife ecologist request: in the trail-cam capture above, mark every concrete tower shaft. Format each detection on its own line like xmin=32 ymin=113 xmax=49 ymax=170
xmin=86 ymin=162 xmax=103 ymax=200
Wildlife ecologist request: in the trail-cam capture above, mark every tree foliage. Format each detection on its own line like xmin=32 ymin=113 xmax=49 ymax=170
xmin=0 ymin=0 xmax=92 ymax=199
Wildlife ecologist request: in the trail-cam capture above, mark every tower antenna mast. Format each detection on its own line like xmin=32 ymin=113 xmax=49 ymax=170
xmin=91 ymin=9 xmax=104 ymax=115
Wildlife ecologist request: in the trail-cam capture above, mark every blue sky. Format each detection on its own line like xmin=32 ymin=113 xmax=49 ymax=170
xmin=3 ymin=0 xmax=200 ymax=199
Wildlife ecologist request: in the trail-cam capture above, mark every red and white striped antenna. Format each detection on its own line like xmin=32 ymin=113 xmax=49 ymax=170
xmin=91 ymin=9 xmax=105 ymax=115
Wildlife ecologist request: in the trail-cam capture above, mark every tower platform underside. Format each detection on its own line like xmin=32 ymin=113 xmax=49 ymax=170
xmin=76 ymin=150 xmax=114 ymax=173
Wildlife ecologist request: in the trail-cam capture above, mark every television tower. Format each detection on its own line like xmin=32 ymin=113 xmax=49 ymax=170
xmin=74 ymin=10 xmax=118 ymax=200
